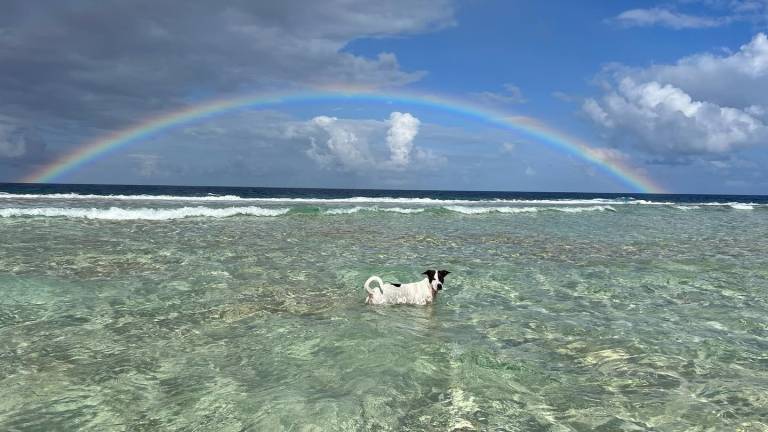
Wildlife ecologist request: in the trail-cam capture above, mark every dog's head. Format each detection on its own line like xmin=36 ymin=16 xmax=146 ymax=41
xmin=423 ymin=269 xmax=450 ymax=293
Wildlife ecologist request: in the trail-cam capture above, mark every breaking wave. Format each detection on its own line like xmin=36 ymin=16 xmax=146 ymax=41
xmin=0 ymin=192 xmax=684 ymax=206
xmin=1 ymin=201 xmax=764 ymax=220
xmin=727 ymin=203 xmax=754 ymax=210
xmin=0 ymin=205 xmax=622 ymax=219
xmin=443 ymin=205 xmax=617 ymax=214
xmin=323 ymin=206 xmax=426 ymax=215
xmin=1 ymin=192 xmax=766 ymax=210
xmin=0 ymin=206 xmax=290 ymax=220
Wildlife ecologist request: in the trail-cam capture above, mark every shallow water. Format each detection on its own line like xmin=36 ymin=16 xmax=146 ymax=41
xmin=1 ymin=186 xmax=767 ymax=431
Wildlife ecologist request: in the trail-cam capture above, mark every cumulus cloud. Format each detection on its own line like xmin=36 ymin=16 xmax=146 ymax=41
xmin=635 ymin=33 xmax=768 ymax=108
xmin=611 ymin=7 xmax=727 ymax=29
xmin=302 ymin=112 xmax=424 ymax=171
xmin=386 ymin=112 xmax=420 ymax=167
xmin=306 ymin=116 xmax=372 ymax=169
xmin=584 ymin=33 xmax=768 ymax=157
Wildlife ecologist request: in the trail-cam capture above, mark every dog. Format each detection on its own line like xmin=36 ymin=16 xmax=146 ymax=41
xmin=364 ymin=270 xmax=450 ymax=305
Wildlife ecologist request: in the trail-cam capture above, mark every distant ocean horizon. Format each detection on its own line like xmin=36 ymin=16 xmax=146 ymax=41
xmin=2 ymin=181 xmax=768 ymax=203
xmin=1 ymin=181 xmax=767 ymax=430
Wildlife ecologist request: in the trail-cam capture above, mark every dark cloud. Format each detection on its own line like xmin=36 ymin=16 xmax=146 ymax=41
xmin=0 ymin=0 xmax=454 ymax=175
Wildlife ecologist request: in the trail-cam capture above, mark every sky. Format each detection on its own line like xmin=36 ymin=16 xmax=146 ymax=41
xmin=1 ymin=0 xmax=768 ymax=194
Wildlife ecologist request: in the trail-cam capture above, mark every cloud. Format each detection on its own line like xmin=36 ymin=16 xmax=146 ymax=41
xmin=386 ymin=112 xmax=420 ymax=167
xmin=0 ymin=1 xmax=454 ymax=131
xmin=611 ymin=1 xmax=768 ymax=30
xmin=633 ymin=32 xmax=768 ymax=108
xmin=584 ymin=33 xmax=768 ymax=157
xmin=611 ymin=7 xmax=727 ymax=29
xmin=306 ymin=116 xmax=372 ymax=170
xmin=501 ymin=142 xmax=517 ymax=153
xmin=301 ymin=112 xmax=424 ymax=171
xmin=551 ymin=91 xmax=576 ymax=102
xmin=472 ymin=83 xmax=526 ymax=105
xmin=0 ymin=118 xmax=46 ymax=164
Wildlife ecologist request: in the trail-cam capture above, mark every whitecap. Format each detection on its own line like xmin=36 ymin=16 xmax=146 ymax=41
xmin=323 ymin=206 xmax=426 ymax=214
xmin=729 ymin=203 xmax=755 ymax=210
xmin=0 ymin=206 xmax=290 ymax=220
xmin=442 ymin=205 xmax=615 ymax=214
xmin=0 ymin=192 xmax=675 ymax=206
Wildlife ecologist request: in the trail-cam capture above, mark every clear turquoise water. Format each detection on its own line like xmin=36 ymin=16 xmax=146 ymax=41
xmin=1 ymin=187 xmax=767 ymax=431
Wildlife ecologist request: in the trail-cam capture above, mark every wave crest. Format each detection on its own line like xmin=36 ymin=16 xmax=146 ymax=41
xmin=443 ymin=205 xmax=616 ymax=214
xmin=324 ymin=206 xmax=426 ymax=214
xmin=0 ymin=192 xmax=682 ymax=206
xmin=0 ymin=206 xmax=290 ymax=220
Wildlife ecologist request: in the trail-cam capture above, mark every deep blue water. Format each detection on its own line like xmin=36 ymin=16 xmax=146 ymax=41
xmin=2 ymin=182 xmax=767 ymax=204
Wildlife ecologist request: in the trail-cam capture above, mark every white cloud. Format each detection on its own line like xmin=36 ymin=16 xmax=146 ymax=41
xmin=635 ymin=33 xmax=768 ymax=108
xmin=612 ymin=7 xmax=727 ymax=29
xmin=413 ymin=147 xmax=446 ymax=166
xmin=306 ymin=116 xmax=372 ymax=170
xmin=302 ymin=112 xmax=424 ymax=171
xmin=501 ymin=142 xmax=517 ymax=153
xmin=611 ymin=1 xmax=768 ymax=30
xmin=584 ymin=34 xmax=768 ymax=156
xmin=552 ymin=91 xmax=576 ymax=102
xmin=386 ymin=112 xmax=420 ymax=167
xmin=473 ymin=83 xmax=526 ymax=104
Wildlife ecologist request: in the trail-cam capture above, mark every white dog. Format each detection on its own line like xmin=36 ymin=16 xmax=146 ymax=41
xmin=364 ymin=270 xmax=450 ymax=305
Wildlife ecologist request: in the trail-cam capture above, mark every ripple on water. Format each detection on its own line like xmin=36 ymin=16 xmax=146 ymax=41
xmin=1 ymin=207 xmax=768 ymax=430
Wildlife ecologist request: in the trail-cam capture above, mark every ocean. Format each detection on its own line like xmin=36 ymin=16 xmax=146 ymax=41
xmin=1 ymin=182 xmax=767 ymax=431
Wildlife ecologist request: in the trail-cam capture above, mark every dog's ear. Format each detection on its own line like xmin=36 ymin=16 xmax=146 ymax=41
xmin=438 ymin=270 xmax=450 ymax=278
xmin=422 ymin=270 xmax=436 ymax=279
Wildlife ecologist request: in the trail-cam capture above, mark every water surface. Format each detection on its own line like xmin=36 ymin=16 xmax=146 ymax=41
xmin=1 ymin=184 xmax=767 ymax=431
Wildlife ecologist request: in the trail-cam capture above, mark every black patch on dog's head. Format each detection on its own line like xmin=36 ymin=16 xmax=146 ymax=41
xmin=424 ymin=269 xmax=450 ymax=291
xmin=422 ymin=270 xmax=436 ymax=281
xmin=438 ymin=270 xmax=450 ymax=281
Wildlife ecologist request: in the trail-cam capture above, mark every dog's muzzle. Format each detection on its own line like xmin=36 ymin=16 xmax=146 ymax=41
xmin=437 ymin=283 xmax=443 ymax=291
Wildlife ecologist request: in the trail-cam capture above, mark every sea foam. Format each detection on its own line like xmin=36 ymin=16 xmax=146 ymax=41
xmin=0 ymin=192 xmax=678 ymax=206
xmin=0 ymin=206 xmax=290 ymax=220
xmin=442 ymin=205 xmax=617 ymax=214
xmin=323 ymin=206 xmax=426 ymax=214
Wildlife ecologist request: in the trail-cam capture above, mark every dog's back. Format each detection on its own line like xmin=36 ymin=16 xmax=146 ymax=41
xmin=364 ymin=276 xmax=433 ymax=305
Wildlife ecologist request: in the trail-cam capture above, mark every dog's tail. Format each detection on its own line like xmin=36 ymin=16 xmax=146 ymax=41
xmin=364 ymin=276 xmax=384 ymax=295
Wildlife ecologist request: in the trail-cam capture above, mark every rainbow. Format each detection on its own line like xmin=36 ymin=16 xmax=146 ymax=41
xmin=21 ymin=90 xmax=666 ymax=193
